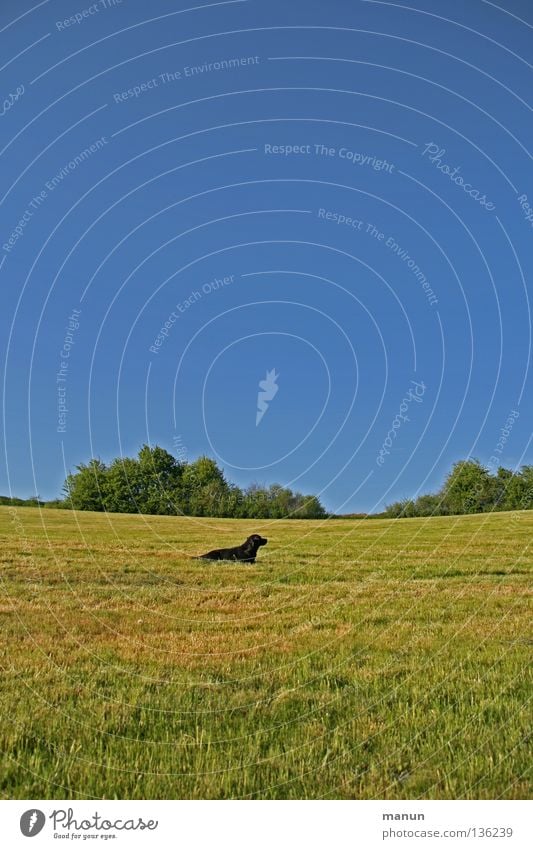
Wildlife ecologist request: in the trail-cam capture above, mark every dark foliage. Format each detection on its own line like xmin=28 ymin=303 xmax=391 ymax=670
xmin=59 ymin=445 xmax=326 ymax=519
xmin=384 ymin=460 xmax=533 ymax=518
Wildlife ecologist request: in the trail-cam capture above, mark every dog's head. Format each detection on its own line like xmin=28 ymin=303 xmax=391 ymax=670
xmin=246 ymin=534 xmax=268 ymax=551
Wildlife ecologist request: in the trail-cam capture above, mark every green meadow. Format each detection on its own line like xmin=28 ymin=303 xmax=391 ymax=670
xmin=0 ymin=506 xmax=531 ymax=799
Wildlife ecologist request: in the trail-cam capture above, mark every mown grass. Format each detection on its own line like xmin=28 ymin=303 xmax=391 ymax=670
xmin=0 ymin=506 xmax=531 ymax=799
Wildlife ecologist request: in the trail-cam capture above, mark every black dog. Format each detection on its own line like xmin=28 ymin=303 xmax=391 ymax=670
xmin=196 ymin=534 xmax=268 ymax=563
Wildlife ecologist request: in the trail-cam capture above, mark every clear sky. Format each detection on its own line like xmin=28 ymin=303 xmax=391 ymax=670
xmin=1 ymin=0 xmax=531 ymax=513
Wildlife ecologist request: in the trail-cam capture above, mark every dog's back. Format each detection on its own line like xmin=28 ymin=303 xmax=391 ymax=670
xmin=197 ymin=547 xmax=234 ymax=561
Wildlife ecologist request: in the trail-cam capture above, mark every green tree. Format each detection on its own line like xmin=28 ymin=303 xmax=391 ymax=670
xmin=291 ymin=493 xmax=326 ymax=519
xmin=220 ymin=484 xmax=244 ymax=518
xmin=136 ymin=445 xmax=184 ymax=514
xmin=180 ymin=456 xmax=229 ymax=516
xmin=487 ymin=466 xmax=514 ymax=511
xmin=383 ymin=499 xmax=417 ymax=518
xmin=443 ymin=460 xmax=493 ymax=514
xmin=268 ymin=484 xmax=293 ymax=518
xmin=60 ymin=448 xmax=327 ymax=518
xmin=503 ymin=465 xmax=533 ymax=511
xmin=104 ymin=456 xmax=143 ymax=513
xmin=63 ymin=459 xmax=108 ymax=511
xmin=413 ymin=493 xmax=445 ymax=516
xmin=242 ymin=484 xmax=272 ymax=518
xmin=383 ymin=500 xmax=405 ymax=518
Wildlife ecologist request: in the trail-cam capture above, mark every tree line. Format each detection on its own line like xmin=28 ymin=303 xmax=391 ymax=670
xmin=383 ymin=460 xmax=533 ymax=518
xmin=60 ymin=445 xmax=326 ymax=519
xmin=3 ymin=455 xmax=532 ymax=520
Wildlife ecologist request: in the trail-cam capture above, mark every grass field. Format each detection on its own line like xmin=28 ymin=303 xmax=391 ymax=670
xmin=0 ymin=506 xmax=531 ymax=800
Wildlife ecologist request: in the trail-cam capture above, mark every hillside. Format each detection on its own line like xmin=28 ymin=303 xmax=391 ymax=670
xmin=1 ymin=507 xmax=531 ymax=799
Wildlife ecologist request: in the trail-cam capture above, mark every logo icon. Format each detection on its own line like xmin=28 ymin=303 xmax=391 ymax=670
xmin=256 ymin=368 xmax=279 ymax=426
xmin=20 ymin=810 xmax=46 ymax=837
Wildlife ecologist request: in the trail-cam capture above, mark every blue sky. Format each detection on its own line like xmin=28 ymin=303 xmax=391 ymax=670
xmin=1 ymin=0 xmax=531 ymax=513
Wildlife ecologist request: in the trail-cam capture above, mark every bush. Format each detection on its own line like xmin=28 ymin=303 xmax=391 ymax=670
xmin=61 ymin=446 xmax=326 ymax=519
xmin=384 ymin=461 xmax=533 ymax=519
